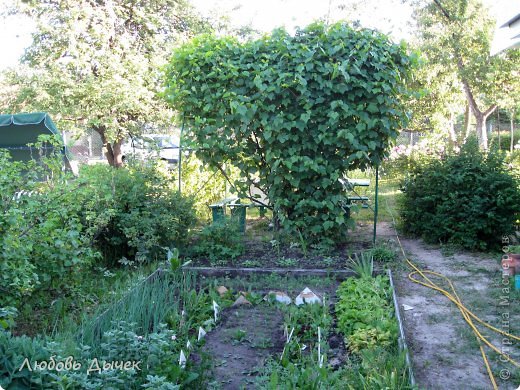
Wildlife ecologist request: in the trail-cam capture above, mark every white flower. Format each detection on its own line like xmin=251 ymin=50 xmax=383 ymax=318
xmin=171 ymin=335 xmax=177 ymax=341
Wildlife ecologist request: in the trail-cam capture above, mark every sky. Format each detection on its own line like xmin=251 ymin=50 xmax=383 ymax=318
xmin=192 ymin=0 xmax=415 ymax=40
xmin=0 ymin=0 xmax=518 ymax=71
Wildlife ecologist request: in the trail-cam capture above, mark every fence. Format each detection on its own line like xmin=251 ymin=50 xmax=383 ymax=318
xmin=395 ymin=131 xmax=424 ymax=147
xmin=62 ymin=129 xmax=105 ymax=163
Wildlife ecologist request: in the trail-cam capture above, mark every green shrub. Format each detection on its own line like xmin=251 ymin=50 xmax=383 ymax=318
xmin=401 ymin=138 xmax=520 ymax=250
xmin=165 ymin=22 xmax=416 ymax=243
xmin=0 ymin=144 xmax=99 ymax=308
xmin=193 ymin=217 xmax=244 ymax=264
xmin=0 ymin=147 xmax=196 ymax=309
xmin=369 ymin=244 xmax=398 ymax=263
xmin=75 ymin=162 xmax=197 ymax=267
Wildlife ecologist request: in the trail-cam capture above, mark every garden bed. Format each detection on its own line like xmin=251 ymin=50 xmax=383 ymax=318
xmin=195 ymin=269 xmax=413 ymax=389
xmin=185 ymin=218 xmax=375 ymax=270
xmin=0 ymin=266 xmax=414 ymax=389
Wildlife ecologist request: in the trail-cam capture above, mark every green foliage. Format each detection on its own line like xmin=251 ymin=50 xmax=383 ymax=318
xmin=369 ymin=244 xmax=398 ymax=263
xmin=75 ymin=162 xmax=197 ymax=266
xmin=0 ymin=307 xmax=18 ymax=330
xmin=0 ymin=330 xmax=54 ymax=389
xmin=489 ymin=129 xmax=520 ymax=153
xmin=401 ymin=138 xmax=520 ymax=250
xmin=4 ymin=0 xmax=210 ymax=166
xmin=0 ymin=322 xmax=204 ymax=389
xmin=346 ymin=252 xmax=374 ymax=278
xmin=0 ymin=147 xmax=196 ymax=310
xmin=180 ymin=154 xmax=227 ymax=220
xmin=275 ymin=258 xmax=299 ymax=268
xmin=284 ymin=303 xmax=332 ymax=346
xmin=335 ymin=275 xmax=397 ymax=352
xmin=0 ymin=142 xmax=99 ymax=308
xmin=383 ymin=138 xmax=450 ymax=180
xmin=165 ymin=21 xmax=415 ymax=241
xmin=347 ymin=327 xmax=393 ymax=353
xmin=257 ymin=301 xmax=336 ymax=389
xmin=505 ymin=150 xmax=520 ymax=177
xmin=0 ymin=270 xmax=220 ymax=389
xmin=341 ymin=347 xmax=414 ymax=390
xmin=78 ymin=271 xmax=191 ymax=349
xmin=261 ymin=356 xmax=343 ymax=390
xmin=412 ymin=0 xmax=520 ymax=148
xmin=257 ymin=276 xmax=411 ymax=389
xmin=194 ymin=217 xmax=245 ymax=264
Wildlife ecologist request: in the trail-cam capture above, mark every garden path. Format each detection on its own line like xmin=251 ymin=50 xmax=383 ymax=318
xmin=386 ymin=222 xmax=519 ymax=390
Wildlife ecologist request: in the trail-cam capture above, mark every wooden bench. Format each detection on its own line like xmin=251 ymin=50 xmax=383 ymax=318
xmin=208 ymin=197 xmax=239 ymax=223
xmin=341 ymin=178 xmax=371 ymax=218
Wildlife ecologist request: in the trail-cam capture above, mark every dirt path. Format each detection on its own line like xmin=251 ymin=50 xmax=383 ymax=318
xmin=203 ymin=305 xmax=285 ymax=389
xmin=384 ymin=226 xmax=520 ymax=390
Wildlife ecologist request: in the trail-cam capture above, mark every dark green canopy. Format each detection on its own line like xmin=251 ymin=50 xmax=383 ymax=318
xmin=0 ymin=112 xmax=71 ymax=166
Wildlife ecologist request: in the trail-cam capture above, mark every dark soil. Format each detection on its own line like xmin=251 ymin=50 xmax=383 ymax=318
xmin=199 ymin=281 xmax=351 ymax=389
xmin=203 ymin=305 xmax=285 ymax=389
xmin=187 ymin=220 xmax=373 ymax=269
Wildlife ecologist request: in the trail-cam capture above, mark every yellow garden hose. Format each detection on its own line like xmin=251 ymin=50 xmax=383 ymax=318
xmin=385 ymin=197 xmax=519 ymax=389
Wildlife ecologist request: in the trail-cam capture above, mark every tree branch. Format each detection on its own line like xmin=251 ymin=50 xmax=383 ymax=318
xmin=215 ymin=163 xmax=271 ymax=209
xmin=460 ymin=77 xmax=480 ymax=117
xmin=484 ymin=104 xmax=497 ymax=118
xmin=432 ymin=0 xmax=452 ymax=21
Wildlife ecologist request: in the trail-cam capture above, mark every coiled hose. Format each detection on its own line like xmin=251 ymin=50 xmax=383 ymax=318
xmin=386 ymin=198 xmax=519 ymax=389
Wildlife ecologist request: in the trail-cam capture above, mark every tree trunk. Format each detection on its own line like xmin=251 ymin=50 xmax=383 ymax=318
xmin=459 ymin=65 xmax=496 ymax=149
xmin=97 ymin=127 xmax=124 ymax=167
xmin=512 ymin=112 xmax=515 ymax=153
xmin=448 ymin=112 xmax=457 ymax=145
xmin=475 ymin=112 xmax=486 ymax=149
xmin=110 ymin=139 xmax=124 ymax=167
xmin=464 ymin=103 xmax=471 ymax=139
xmin=497 ymin=108 xmax=501 ymax=150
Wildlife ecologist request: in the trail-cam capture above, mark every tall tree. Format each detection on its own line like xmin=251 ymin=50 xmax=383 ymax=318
xmin=413 ymin=0 xmax=519 ymax=149
xmin=2 ymin=0 xmax=209 ymax=166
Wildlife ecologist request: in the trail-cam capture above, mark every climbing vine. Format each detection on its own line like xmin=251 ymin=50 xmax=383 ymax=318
xmin=165 ymin=22 xmax=415 ymax=241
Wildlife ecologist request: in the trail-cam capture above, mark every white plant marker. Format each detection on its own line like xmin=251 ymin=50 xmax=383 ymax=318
xmin=318 ymin=327 xmax=322 ymax=368
xmin=280 ymin=345 xmax=286 ymax=361
xmin=186 ymin=340 xmax=192 ymax=349
xmin=301 ymin=344 xmax=307 ymax=351
xmin=323 ymin=294 xmax=326 ymax=312
xmin=286 ymin=327 xmax=295 ymax=343
xmin=212 ymin=300 xmax=219 ymax=323
xmin=179 ymin=350 xmax=187 ymax=368
xmin=198 ymin=326 xmax=207 ymax=341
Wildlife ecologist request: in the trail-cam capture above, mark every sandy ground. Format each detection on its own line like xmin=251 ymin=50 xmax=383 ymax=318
xmin=373 ymin=221 xmax=520 ymax=390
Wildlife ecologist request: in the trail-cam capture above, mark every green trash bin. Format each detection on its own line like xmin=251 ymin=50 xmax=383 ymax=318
xmin=209 ymin=205 xmax=225 ymax=223
xmin=229 ymin=204 xmax=248 ymax=233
